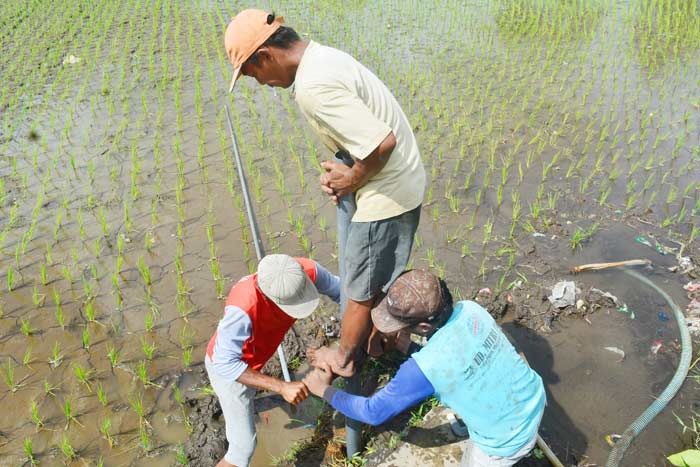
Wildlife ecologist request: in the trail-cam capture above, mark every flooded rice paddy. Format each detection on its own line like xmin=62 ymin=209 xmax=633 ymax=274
xmin=0 ymin=0 xmax=698 ymax=465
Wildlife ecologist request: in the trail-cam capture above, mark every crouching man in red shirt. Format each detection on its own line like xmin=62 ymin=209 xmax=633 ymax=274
xmin=205 ymin=254 xmax=340 ymax=467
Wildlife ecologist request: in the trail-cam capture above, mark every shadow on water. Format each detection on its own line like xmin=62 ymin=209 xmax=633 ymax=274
xmin=504 ymin=322 xmax=588 ymax=465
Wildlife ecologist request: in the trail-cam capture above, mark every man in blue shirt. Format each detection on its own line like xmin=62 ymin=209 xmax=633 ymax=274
xmin=304 ymin=270 xmax=546 ymax=466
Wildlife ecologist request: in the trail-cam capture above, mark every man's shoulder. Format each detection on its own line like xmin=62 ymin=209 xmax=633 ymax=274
xmin=226 ymin=275 xmax=259 ymax=312
xmin=295 ymin=43 xmax=355 ymax=91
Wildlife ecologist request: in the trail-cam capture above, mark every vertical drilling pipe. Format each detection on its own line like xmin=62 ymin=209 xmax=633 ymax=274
xmin=334 ymin=150 xmax=363 ymax=457
xmin=225 ymin=105 xmax=291 ymax=383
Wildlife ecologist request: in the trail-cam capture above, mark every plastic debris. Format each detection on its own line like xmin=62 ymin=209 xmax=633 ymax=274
xmin=657 ymin=311 xmax=669 ymax=322
xmin=604 ymin=346 xmax=625 ymax=362
xmin=576 ymin=299 xmax=585 ymax=310
xmin=532 ymin=232 xmax=546 ymax=238
xmin=548 ymin=281 xmax=576 ymax=309
xmin=650 ymin=339 xmax=663 ymax=355
xmin=62 ymin=54 xmax=81 ymax=65
xmin=616 ymin=304 xmax=636 ymax=319
xmin=634 ymin=235 xmax=674 ymax=256
xmin=684 ymin=282 xmax=700 ymax=335
xmin=677 ymin=256 xmax=695 ymax=274
xmin=605 ymin=434 xmax=622 ymax=447
xmin=635 ymin=236 xmax=653 ymax=248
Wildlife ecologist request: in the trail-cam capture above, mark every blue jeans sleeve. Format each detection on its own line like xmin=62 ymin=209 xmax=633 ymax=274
xmin=323 ymin=358 xmax=435 ymax=426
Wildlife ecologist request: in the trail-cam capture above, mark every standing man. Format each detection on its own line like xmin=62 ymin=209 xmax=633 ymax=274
xmin=303 ymin=270 xmax=547 ymax=467
xmin=205 ymin=254 xmax=340 ymax=467
xmin=224 ymin=9 xmax=425 ymax=377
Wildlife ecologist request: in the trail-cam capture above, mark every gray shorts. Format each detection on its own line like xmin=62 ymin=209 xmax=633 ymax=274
xmin=344 ymin=205 xmax=421 ymax=302
xmin=205 ymin=356 xmax=257 ymax=467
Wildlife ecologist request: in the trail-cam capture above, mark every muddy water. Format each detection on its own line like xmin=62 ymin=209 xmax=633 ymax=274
xmin=505 ymin=224 xmax=694 ymax=465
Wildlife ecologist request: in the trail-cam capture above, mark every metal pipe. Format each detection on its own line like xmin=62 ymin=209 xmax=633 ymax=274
xmin=225 ymin=105 xmax=291 ymax=383
xmin=334 ymin=150 xmax=363 ymax=457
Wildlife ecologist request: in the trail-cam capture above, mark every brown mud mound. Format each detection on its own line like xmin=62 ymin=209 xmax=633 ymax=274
xmin=185 ymin=392 xmax=227 ymax=467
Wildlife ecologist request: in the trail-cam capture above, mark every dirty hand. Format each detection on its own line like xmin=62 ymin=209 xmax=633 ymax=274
xmin=302 ymin=362 xmax=334 ymax=397
xmin=280 ymin=381 xmax=310 ymax=405
xmin=307 ymin=345 xmax=355 ymax=378
xmin=320 ymin=161 xmax=355 ymax=200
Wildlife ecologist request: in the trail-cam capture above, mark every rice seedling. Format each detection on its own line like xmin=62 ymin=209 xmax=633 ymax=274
xmin=30 ymin=401 xmax=43 ymax=430
xmin=24 ymin=438 xmax=37 ymax=466
xmin=23 ymin=347 xmax=33 ymax=368
xmin=135 ymin=360 xmax=159 ymax=388
xmin=106 ymin=344 xmax=120 ymax=369
xmin=49 ymin=341 xmax=63 ymax=369
xmin=73 ymin=364 xmax=93 ymax=392
xmin=97 ymin=383 xmax=108 ymax=407
xmin=63 ymin=398 xmax=83 ymax=428
xmin=53 ymin=288 xmax=64 ymax=329
xmin=100 ymin=417 xmax=114 ymax=447
xmin=60 ymin=435 xmax=77 ymax=460
xmin=141 ymin=336 xmax=157 ymax=360
xmin=137 ymin=256 xmax=152 ymax=289
xmin=21 ymin=318 xmax=34 ymax=337
xmin=2 ymin=358 xmax=22 ymax=392
xmin=6 ymin=266 xmax=15 ymax=292
xmin=571 ymin=223 xmax=600 ymax=250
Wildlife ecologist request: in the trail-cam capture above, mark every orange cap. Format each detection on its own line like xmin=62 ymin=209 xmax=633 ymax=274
xmin=224 ymin=9 xmax=284 ymax=92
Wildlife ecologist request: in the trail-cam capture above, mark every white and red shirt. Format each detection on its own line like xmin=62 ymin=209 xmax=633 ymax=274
xmin=206 ymin=258 xmax=340 ymax=381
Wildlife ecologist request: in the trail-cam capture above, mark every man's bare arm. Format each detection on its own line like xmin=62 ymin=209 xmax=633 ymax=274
xmin=237 ymin=368 xmax=309 ymax=405
xmin=320 ymin=132 xmax=397 ymax=201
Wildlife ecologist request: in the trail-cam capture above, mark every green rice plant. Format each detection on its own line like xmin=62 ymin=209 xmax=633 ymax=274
xmin=39 ymin=263 xmax=48 ymax=286
xmin=22 ymin=345 xmax=33 ymax=367
xmin=482 ymin=218 xmax=494 ymax=246
xmin=144 ymin=309 xmax=155 ymax=332
xmin=6 ymin=266 xmax=15 ymax=292
xmin=73 ymin=364 xmax=92 ymax=392
xmin=60 ymin=435 xmax=77 ymax=460
xmin=137 ymin=256 xmax=152 ymax=288
xmin=63 ymin=398 xmax=82 ymax=428
xmin=24 ymin=438 xmax=37 ymax=466
xmin=141 ymin=336 xmax=157 ymax=360
xmin=21 ymin=318 xmax=34 ymax=337
xmin=129 ymin=391 xmax=147 ymax=421
xmin=53 ymin=288 xmax=64 ymax=329
xmin=2 ymin=358 xmax=21 ymax=392
xmin=183 ymin=346 xmax=193 ymax=367
xmin=571 ymin=223 xmax=600 ymax=251
xmin=49 ymin=341 xmax=63 ymax=369
xmin=107 ymin=344 xmax=120 ymax=369
xmin=176 ymin=443 xmax=188 ymax=465
xmin=84 ymin=300 xmax=96 ymax=323
xmin=61 ymin=265 xmax=73 ymax=284
xmin=97 ymin=206 xmax=109 ymax=237
xmin=31 ymin=283 xmax=45 ymax=307
xmin=139 ymin=423 xmax=151 ymax=452
xmin=97 ymin=383 xmax=108 ymax=407
xmin=135 ymin=360 xmax=158 ymax=387
xmin=100 ymin=416 xmax=114 ymax=447
xmin=30 ymin=401 xmax=43 ymax=429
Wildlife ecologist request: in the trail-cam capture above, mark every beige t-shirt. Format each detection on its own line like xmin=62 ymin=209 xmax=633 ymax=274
xmin=293 ymin=41 xmax=425 ymax=222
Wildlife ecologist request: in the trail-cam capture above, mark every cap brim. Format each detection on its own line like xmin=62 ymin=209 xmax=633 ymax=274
xmin=228 ymin=66 xmax=242 ymax=93
xmin=276 ymin=273 xmax=320 ymax=319
xmin=371 ymin=295 xmax=412 ymax=333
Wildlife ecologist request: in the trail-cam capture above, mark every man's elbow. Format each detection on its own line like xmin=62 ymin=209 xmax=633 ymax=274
xmin=364 ymin=413 xmax=390 ymax=426
xmin=381 ymin=131 xmax=396 ymax=157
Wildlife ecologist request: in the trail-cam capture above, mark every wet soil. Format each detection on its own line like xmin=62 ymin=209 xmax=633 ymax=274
xmin=183 ymin=220 xmax=699 ymax=467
